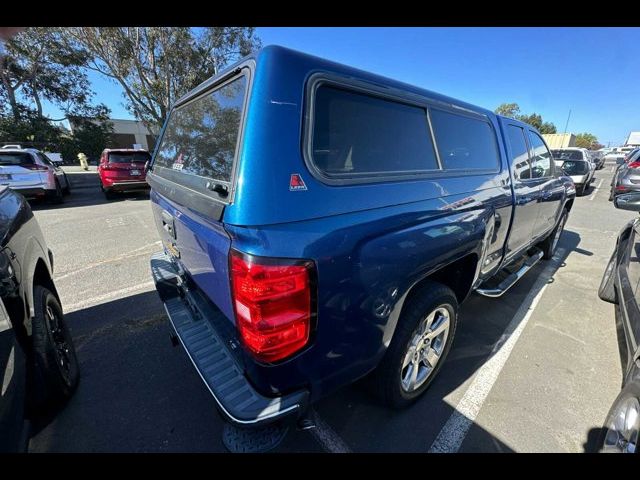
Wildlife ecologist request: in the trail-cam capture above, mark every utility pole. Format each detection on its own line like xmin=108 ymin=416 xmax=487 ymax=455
xmin=563 ymin=109 xmax=572 ymax=135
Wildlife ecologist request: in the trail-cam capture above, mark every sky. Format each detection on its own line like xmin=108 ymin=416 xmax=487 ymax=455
xmin=44 ymin=27 xmax=640 ymax=146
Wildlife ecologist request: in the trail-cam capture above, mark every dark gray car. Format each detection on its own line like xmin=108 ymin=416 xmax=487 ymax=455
xmin=610 ymin=149 xmax=640 ymax=201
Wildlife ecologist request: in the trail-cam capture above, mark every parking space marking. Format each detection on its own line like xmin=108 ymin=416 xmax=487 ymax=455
xmin=610 ymin=166 xmax=614 ymax=172
xmin=588 ymin=179 xmax=604 ymax=201
xmin=308 ymin=409 xmax=352 ymax=453
xmin=428 ymin=249 xmax=564 ymax=453
xmin=55 ymin=241 xmax=162 ymax=280
xmin=63 ymin=280 xmax=155 ymax=313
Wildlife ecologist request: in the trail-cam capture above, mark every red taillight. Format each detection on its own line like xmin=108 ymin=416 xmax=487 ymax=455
xmin=22 ymin=164 xmax=49 ymax=171
xmin=628 ymin=161 xmax=640 ymax=169
xmin=230 ymin=250 xmax=315 ymax=363
xmin=616 ymin=185 xmax=628 ymax=192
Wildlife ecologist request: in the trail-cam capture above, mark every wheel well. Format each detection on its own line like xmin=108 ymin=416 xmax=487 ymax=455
xmin=407 ymin=254 xmax=478 ymax=306
xmin=33 ymin=258 xmax=59 ymax=303
xmin=564 ymin=198 xmax=574 ymax=213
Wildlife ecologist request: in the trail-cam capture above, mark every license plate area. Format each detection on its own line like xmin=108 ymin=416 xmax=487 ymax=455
xmin=130 ymin=169 xmax=141 ymax=176
xmin=0 ymin=174 xmax=11 ymax=181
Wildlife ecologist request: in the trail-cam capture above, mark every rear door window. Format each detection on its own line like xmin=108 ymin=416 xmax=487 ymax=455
xmin=505 ymin=125 xmax=531 ymax=180
xmin=310 ymin=85 xmax=439 ymax=178
xmin=430 ymin=109 xmax=500 ymax=171
xmin=153 ymin=75 xmax=247 ymax=186
xmin=528 ymin=131 xmax=553 ymax=178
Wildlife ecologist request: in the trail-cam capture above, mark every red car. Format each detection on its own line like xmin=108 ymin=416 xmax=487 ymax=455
xmin=98 ymin=148 xmax=151 ymax=199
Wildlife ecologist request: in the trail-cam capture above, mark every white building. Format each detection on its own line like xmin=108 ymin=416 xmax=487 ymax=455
xmin=625 ymin=132 xmax=640 ymax=148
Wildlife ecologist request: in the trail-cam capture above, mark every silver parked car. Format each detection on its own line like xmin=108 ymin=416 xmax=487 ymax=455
xmin=0 ymin=145 xmax=70 ymax=203
xmin=560 ymin=159 xmax=594 ymax=196
xmin=610 ymin=149 xmax=640 ymax=201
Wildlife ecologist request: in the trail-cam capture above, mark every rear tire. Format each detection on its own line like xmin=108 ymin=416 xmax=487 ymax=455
xmin=28 ymin=286 xmax=79 ymax=415
xmin=50 ymin=180 xmax=63 ymax=204
xmin=101 ymin=185 xmax=115 ymax=200
xmin=62 ymin=174 xmax=71 ymax=195
xmin=369 ymin=281 xmax=458 ymax=409
xmin=539 ymin=208 xmax=568 ymax=260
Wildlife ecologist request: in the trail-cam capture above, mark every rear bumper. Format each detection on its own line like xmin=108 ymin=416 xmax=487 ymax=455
xmin=11 ymin=186 xmax=48 ymax=198
xmin=104 ymin=180 xmax=149 ymax=191
xmin=150 ymin=252 xmax=309 ymax=426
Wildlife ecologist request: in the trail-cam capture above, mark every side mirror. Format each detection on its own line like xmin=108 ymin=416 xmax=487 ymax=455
xmin=614 ymin=192 xmax=640 ymax=212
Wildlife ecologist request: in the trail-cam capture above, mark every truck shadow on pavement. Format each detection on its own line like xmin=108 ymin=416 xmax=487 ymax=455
xmin=29 ymin=171 xmax=150 ymax=211
xmin=29 ymin=230 xmax=606 ymax=453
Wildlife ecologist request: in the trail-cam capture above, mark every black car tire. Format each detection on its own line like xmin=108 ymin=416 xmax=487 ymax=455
xmin=598 ymin=249 xmax=618 ymax=304
xmin=101 ymin=185 xmax=115 ymax=200
xmin=369 ymin=280 xmax=458 ymax=409
xmin=28 ymin=285 xmax=79 ymax=415
xmin=51 ymin=180 xmax=63 ymax=204
xmin=597 ymin=379 xmax=640 ymax=453
xmin=539 ymin=208 xmax=568 ymax=260
xmin=62 ymin=174 xmax=71 ymax=195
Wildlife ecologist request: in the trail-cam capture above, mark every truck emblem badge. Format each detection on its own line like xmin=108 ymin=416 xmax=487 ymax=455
xmin=289 ymin=173 xmax=307 ymax=191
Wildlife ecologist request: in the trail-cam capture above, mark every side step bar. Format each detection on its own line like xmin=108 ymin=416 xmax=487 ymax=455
xmin=476 ymin=249 xmax=544 ymax=298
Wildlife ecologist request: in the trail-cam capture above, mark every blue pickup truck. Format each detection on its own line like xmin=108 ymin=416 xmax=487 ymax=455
xmin=148 ymin=45 xmax=575 ymax=450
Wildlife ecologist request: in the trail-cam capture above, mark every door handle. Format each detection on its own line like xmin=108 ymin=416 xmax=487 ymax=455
xmin=541 ymin=190 xmax=553 ymax=200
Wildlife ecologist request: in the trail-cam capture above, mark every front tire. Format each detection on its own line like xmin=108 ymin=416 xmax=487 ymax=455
xmin=540 ymin=208 xmax=568 ymax=260
xmin=370 ymin=281 xmax=458 ymax=409
xmin=28 ymin=285 xmax=79 ymax=415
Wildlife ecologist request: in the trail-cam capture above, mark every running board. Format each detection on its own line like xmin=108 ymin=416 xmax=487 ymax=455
xmin=476 ymin=249 xmax=544 ymax=298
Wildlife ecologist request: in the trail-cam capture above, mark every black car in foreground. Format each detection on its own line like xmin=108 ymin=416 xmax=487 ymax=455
xmin=598 ymin=192 xmax=640 ymax=453
xmin=0 ymin=186 xmax=79 ymax=451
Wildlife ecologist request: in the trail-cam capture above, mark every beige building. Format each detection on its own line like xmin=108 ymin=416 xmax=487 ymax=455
xmin=625 ymin=132 xmax=640 ymax=148
xmin=542 ymin=133 xmax=576 ymax=149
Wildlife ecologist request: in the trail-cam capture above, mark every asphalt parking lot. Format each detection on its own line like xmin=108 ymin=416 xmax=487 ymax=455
xmin=26 ymin=164 xmax=635 ymax=452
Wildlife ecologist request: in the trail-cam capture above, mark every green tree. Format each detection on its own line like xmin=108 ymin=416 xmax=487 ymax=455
xmin=66 ymin=27 xmax=261 ymax=127
xmin=495 ymin=103 xmax=557 ymax=134
xmin=0 ymin=27 xmax=110 ymax=161
xmin=575 ymin=133 xmax=602 ymax=150
xmin=495 ymin=103 xmax=521 ymax=118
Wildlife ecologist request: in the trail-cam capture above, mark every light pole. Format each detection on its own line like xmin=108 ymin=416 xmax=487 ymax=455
xmin=563 ymin=109 xmax=572 ymax=135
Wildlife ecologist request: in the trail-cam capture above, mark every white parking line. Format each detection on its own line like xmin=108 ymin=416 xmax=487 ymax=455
xmin=63 ymin=280 xmax=156 ymax=313
xmin=308 ymin=409 xmax=352 ymax=453
xmin=610 ymin=166 xmax=614 ymax=173
xmin=428 ymin=249 xmax=564 ymax=453
xmin=588 ymin=179 xmax=604 ymax=201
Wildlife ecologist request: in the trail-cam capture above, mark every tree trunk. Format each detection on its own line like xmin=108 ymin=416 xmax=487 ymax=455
xmin=0 ymin=67 xmax=20 ymax=120
xmin=32 ymin=81 xmax=43 ymax=117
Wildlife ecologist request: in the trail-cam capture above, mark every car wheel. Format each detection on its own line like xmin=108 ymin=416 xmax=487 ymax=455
xmin=28 ymin=285 xmax=79 ymax=415
xmin=598 ymin=379 xmax=640 ymax=453
xmin=51 ymin=180 xmax=64 ymax=204
xmin=102 ymin=185 xmax=115 ymax=200
xmin=369 ymin=281 xmax=458 ymax=409
xmin=539 ymin=208 xmax=568 ymax=260
xmin=62 ymin=174 xmax=71 ymax=195
xmin=598 ymin=249 xmax=618 ymax=304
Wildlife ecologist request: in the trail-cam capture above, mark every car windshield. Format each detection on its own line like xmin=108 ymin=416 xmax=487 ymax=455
xmin=0 ymin=152 xmax=35 ymax=166
xmin=552 ymin=150 xmax=583 ymax=160
xmin=562 ymin=160 xmax=589 ymax=175
xmin=108 ymin=152 xmax=150 ymax=163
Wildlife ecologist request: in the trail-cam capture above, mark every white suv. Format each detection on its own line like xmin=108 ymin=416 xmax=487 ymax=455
xmin=0 ymin=145 xmax=70 ymax=203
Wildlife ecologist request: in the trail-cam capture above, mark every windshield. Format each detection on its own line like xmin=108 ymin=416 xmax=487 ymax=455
xmin=562 ymin=160 xmax=589 ymax=175
xmin=0 ymin=152 xmax=35 ymax=166
xmin=552 ymin=149 xmax=583 ymax=161
xmin=108 ymin=151 xmax=151 ymax=163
